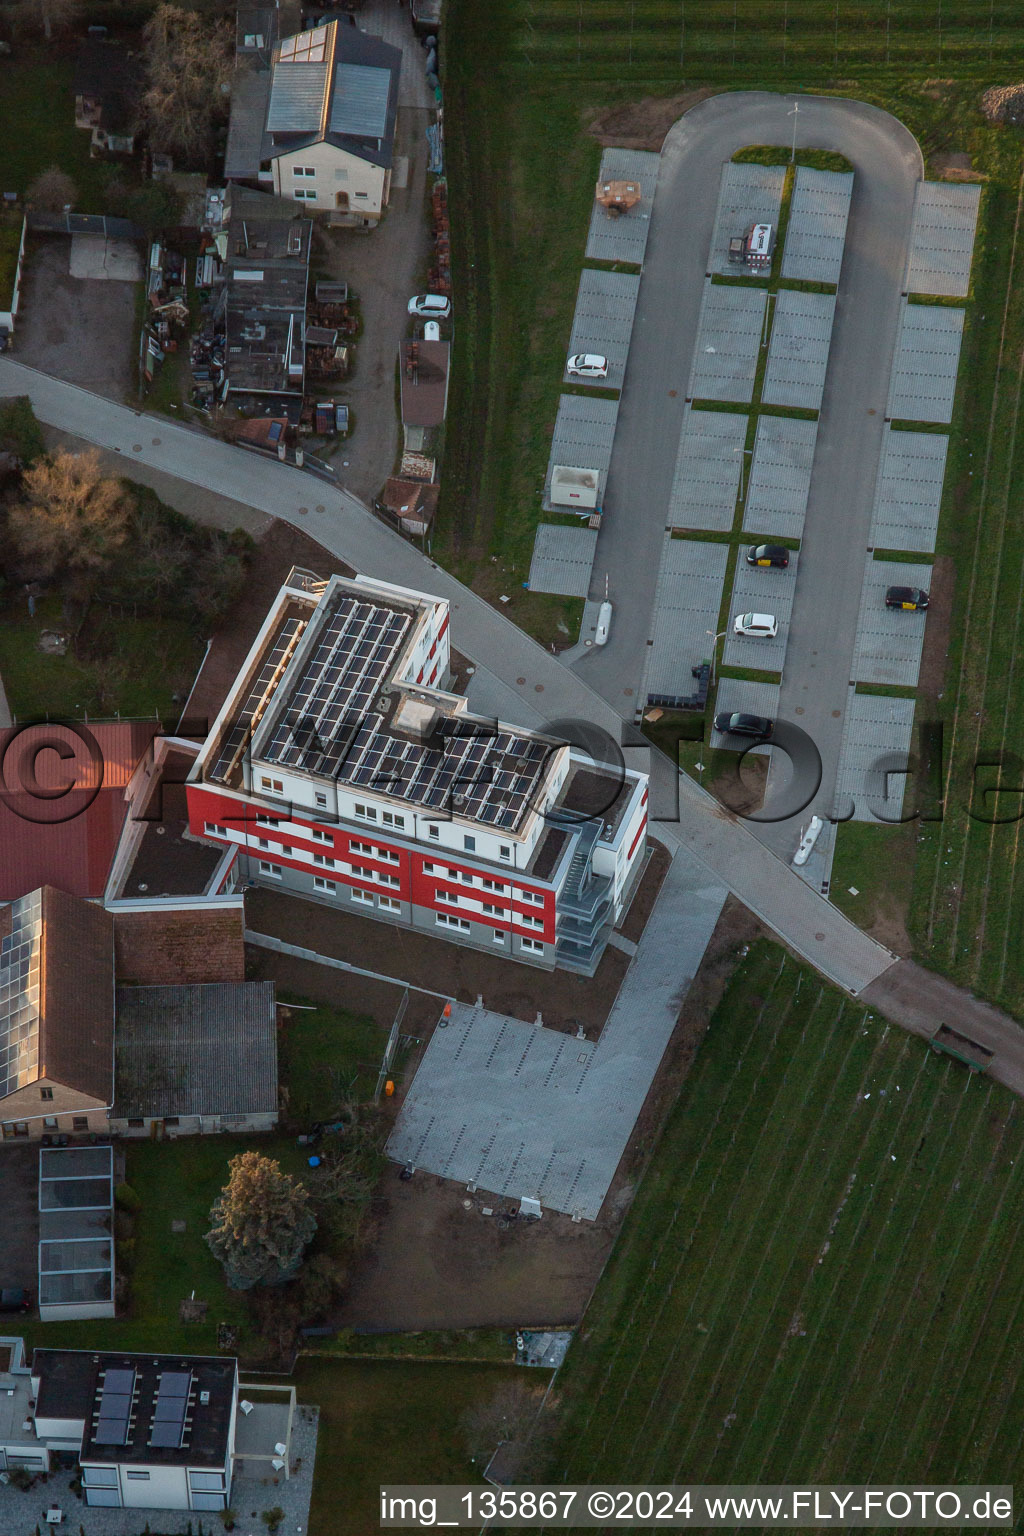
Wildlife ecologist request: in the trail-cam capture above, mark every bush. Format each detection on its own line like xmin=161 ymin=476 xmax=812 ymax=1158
xmin=115 ymin=1181 xmax=143 ymax=1213
xmin=0 ymin=396 xmax=45 ymax=463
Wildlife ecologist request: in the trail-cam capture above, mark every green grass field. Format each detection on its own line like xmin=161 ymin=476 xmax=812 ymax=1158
xmin=546 ymin=940 xmax=1024 ymax=1506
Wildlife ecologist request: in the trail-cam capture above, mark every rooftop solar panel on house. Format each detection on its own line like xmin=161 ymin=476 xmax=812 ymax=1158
xmin=96 ymin=1415 xmax=130 ymax=1445
xmin=150 ymin=1419 xmax=184 ymax=1449
xmin=158 ymin=1371 xmax=192 ymax=1398
xmin=102 ymin=1368 xmax=136 ymax=1395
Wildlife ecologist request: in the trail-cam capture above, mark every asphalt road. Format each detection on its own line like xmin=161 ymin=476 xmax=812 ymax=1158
xmin=574 ymin=93 xmax=923 ymax=863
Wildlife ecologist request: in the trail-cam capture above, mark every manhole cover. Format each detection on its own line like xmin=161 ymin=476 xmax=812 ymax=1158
xmin=298 ymin=506 xmax=309 ymax=516
xmin=151 ymin=437 xmax=161 ymax=446
xmin=623 ymin=687 xmax=634 ymax=697
xmin=795 ymin=706 xmax=805 ymax=715
xmin=516 ymin=676 xmax=526 ymax=685
xmin=316 ymin=504 xmax=326 ymax=513
xmin=132 ymin=443 xmax=142 ymax=452
xmin=815 ymin=932 xmax=825 ymax=941
xmin=832 ymin=709 xmax=841 ymax=718
xmin=669 ymin=389 xmax=678 ymax=397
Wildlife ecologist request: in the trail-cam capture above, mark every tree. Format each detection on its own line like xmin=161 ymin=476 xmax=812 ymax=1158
xmin=26 ymin=166 xmax=77 ymax=213
xmin=15 ymin=0 xmax=79 ymax=42
xmin=7 ymin=448 xmax=130 ymax=588
xmin=137 ymin=5 xmax=232 ymax=166
xmin=459 ymin=1381 xmax=547 ymax=1477
xmin=206 ymin=1152 xmax=316 ymax=1290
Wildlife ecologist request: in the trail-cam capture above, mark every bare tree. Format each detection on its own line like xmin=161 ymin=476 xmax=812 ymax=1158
xmin=26 ymin=166 xmax=77 ymax=213
xmin=206 ymin=1152 xmax=317 ymax=1290
xmin=460 ymin=1381 xmax=547 ymax=1468
xmin=137 ymin=5 xmax=232 ymax=166
xmin=7 ymin=448 xmax=130 ymax=585
xmin=15 ymin=0 xmax=80 ymax=42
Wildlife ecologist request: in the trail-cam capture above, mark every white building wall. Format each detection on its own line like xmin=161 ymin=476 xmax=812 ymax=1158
xmin=271 ymin=141 xmax=387 ymax=217
xmin=118 ymin=1461 xmax=190 ymax=1509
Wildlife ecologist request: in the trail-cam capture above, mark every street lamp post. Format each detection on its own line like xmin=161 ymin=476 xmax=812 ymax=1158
xmin=733 ymin=445 xmax=753 ymax=501
xmin=706 ymin=628 xmax=728 ymax=687
xmin=789 ymin=100 xmax=800 ymax=162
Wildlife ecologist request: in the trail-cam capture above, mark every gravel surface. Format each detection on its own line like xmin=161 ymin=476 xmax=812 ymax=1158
xmin=13 ymin=238 xmax=136 ymax=402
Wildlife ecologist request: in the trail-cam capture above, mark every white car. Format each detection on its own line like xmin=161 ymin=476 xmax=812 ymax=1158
xmin=567 ymin=352 xmax=609 ymax=379
xmin=408 ymin=293 xmax=451 ymax=318
xmin=733 ymin=612 xmax=778 ymax=638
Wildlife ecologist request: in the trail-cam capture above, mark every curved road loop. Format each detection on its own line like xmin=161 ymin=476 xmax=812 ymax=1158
xmin=2 ymin=94 xmax=1024 ymax=1090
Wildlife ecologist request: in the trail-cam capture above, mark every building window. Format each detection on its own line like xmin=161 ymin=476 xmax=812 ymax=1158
xmin=40 ymin=1086 xmax=53 ymax=1101
xmin=125 ymin=1471 xmax=151 ymax=1481
xmin=292 ymin=166 xmax=315 ymax=177
xmin=499 ymin=845 xmax=512 ymax=861
xmin=260 ymin=776 xmax=284 ymax=794
xmin=83 ymin=1468 xmax=119 ymax=1487
xmin=311 ymin=827 xmax=332 ymax=843
xmin=437 ymin=889 xmax=459 ymax=905
xmin=256 ymin=813 xmax=278 ymax=826
xmin=377 ymin=847 xmax=400 ymax=864
xmin=379 ymin=896 xmax=401 ymax=913
xmin=352 ymin=888 xmax=374 ymax=906
xmin=354 ymin=191 xmax=368 ymax=199
xmin=280 ymin=844 xmax=293 ymax=856
xmin=73 ymin=1116 xmax=88 ymax=1131
xmin=520 ymin=889 xmax=544 ymax=906
xmin=127 ymin=1118 xmax=144 ymax=1129
xmin=350 ymin=840 xmax=373 ymax=855
xmin=189 ymin=1473 xmax=226 ymax=1492
xmin=259 ymin=860 xmax=282 ymax=878
xmin=354 ymin=803 xmax=377 ymax=822
xmin=436 ymin=913 xmax=470 ymax=932
xmin=482 ymin=878 xmax=504 ymax=893
xmin=382 ymin=810 xmax=404 ymax=829
xmin=163 ymin=1117 xmax=180 ymax=1127
xmin=428 ymin=825 xmax=439 ymax=839
xmin=422 ymin=861 xmax=434 ymax=874
xmin=492 ymin=930 xmax=505 ymax=945
xmin=521 ymin=937 xmax=544 ymax=954
xmin=315 ymin=792 xmax=328 ymax=808
xmin=351 ymin=865 xmax=372 ymax=880
xmin=294 ymin=189 xmax=318 ymax=201
xmin=204 ymin=821 xmax=227 ymax=837
xmin=43 ymin=1117 xmax=58 ymax=1129
xmin=313 ymin=853 xmax=336 ymax=868
xmin=13 ymin=1123 xmax=29 ymax=1137
xmin=520 ymin=914 xmax=544 ymax=930
xmin=464 ymin=834 xmax=476 ymax=852
xmin=257 ymin=837 xmax=270 ymax=850
xmin=313 ymin=877 xmax=336 ymax=893
xmin=482 ymin=903 xmax=507 ymax=917
xmin=379 ymin=872 xmax=400 ymax=888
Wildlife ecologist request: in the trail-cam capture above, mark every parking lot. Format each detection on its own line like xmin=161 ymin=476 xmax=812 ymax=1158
xmin=14 ymin=238 xmax=137 ymax=401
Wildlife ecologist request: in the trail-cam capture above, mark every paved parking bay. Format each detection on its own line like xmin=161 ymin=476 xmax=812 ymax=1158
xmin=851 ymin=556 xmax=933 ymax=686
xmin=528 ymin=524 xmax=599 ymax=596
xmin=869 ymin=426 xmax=948 ymax=553
xmin=563 ymin=268 xmax=641 ymax=392
xmin=689 ymin=280 xmax=767 ymax=404
xmin=668 ymin=405 xmax=748 ymax=530
xmin=834 ymin=691 xmax=917 ymax=823
xmin=644 ymin=536 xmax=729 ymax=698
xmin=543 ymin=392 xmax=620 ymax=511
xmin=743 ymin=414 xmax=818 ymax=540
xmin=722 ymin=549 xmax=799 ymax=671
xmin=781 ymin=167 xmax=854 ymax=286
xmin=386 ymin=848 xmax=727 ymax=1221
xmin=586 ymin=147 xmax=660 ymax=266
xmin=709 ymin=677 xmax=781 ymax=747
xmin=905 ymin=181 xmax=981 ymax=298
xmin=762 ymin=288 xmax=837 ymax=411
xmin=706 ymin=162 xmax=786 ymax=276
xmin=886 ymin=301 xmax=965 ymax=424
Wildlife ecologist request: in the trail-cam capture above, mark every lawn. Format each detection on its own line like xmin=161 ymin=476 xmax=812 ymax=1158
xmin=295 ymin=1358 xmax=530 ymax=1536
xmin=0 ymin=47 xmax=115 ymax=211
xmin=545 ymin=939 xmax=1024 ymax=1492
xmin=277 ymin=995 xmax=389 ymax=1124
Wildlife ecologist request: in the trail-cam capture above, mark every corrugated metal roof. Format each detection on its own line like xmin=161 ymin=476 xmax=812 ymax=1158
xmin=266 ymin=61 xmax=328 ymax=133
xmin=225 ymin=68 xmax=272 ymax=179
xmin=329 ymin=62 xmax=390 ymax=139
xmin=114 ymin=981 xmax=278 ymax=1118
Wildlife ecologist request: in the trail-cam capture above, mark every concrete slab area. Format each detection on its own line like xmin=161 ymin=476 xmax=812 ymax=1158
xmin=905 ymin=181 xmax=981 ymax=298
xmin=869 ymin=426 xmax=948 ymax=553
xmin=743 ymin=413 xmax=818 ymax=540
xmin=563 ymin=267 xmax=641 ymax=391
xmin=709 ymin=677 xmax=781 ymax=748
xmin=834 ymin=690 xmax=916 ymax=823
xmin=762 ymin=287 xmax=836 ymax=411
xmin=707 ymin=161 xmax=786 ymax=276
xmin=586 ymin=147 xmax=659 ymax=266
xmin=886 ymin=301 xmax=965 ymax=424
xmin=386 ymin=848 xmax=727 ymax=1220
xmin=528 ymin=523 xmax=599 ymax=597
xmin=689 ymin=280 xmax=767 ymax=404
xmin=852 ymin=555 xmax=933 ymax=686
xmin=543 ymin=392 xmax=620 ymax=512
xmin=722 ymin=549 xmax=799 ymax=671
xmin=69 ymin=235 xmax=144 ymax=282
xmin=781 ymin=167 xmax=854 ymax=285
xmin=644 ymin=536 xmax=729 ymax=698
xmin=668 ymin=404 xmax=747 ymax=530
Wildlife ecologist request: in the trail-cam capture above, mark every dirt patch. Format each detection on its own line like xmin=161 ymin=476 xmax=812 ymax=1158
xmin=336 ymin=896 xmax=763 ymax=1332
xmin=857 ymin=888 xmax=912 ymax=956
xmin=980 ymin=83 xmax=1024 ymax=126
xmin=14 ymin=237 xmax=136 ymax=402
xmin=585 ymin=89 xmax=716 ymax=152
xmin=615 ymin=841 xmax=670 ymax=945
xmin=710 ymin=751 xmax=768 ymax=816
xmin=931 ymin=152 xmax=985 ymax=183
xmin=918 ymin=554 xmax=955 ymax=701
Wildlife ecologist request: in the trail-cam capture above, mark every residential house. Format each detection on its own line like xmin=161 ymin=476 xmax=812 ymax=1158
xmin=210 ymin=213 xmax=312 ymax=402
xmin=225 ymin=19 xmax=400 ymax=226
xmin=186 ymin=568 xmax=649 ymax=975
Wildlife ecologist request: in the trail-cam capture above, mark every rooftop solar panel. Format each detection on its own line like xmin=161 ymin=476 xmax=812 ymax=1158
xmin=96 ymin=1416 xmax=130 ymax=1445
xmin=159 ymin=1371 xmax=192 ymax=1398
xmin=150 ymin=1420 xmax=184 ymax=1449
xmin=103 ymin=1369 xmax=135 ymax=1395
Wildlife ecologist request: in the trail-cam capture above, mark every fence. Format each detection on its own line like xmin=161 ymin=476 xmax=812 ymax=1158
xmin=25 ymin=210 xmax=145 ymax=241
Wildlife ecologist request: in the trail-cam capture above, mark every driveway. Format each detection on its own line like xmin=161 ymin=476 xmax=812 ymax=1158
xmin=12 ymin=237 xmax=138 ymax=402
xmin=572 ymin=93 xmax=923 ymax=859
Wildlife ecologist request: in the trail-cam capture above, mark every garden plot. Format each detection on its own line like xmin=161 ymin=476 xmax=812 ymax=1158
xmin=886 ymin=301 xmax=965 ymax=424
xmin=781 ymin=167 xmax=853 ymax=285
xmin=562 ymin=267 xmax=640 ymax=392
xmin=905 ymin=181 xmax=981 ymax=298
xmin=743 ymin=414 xmax=818 ymax=540
xmin=688 ymin=280 xmax=767 ymax=404
xmin=852 ymin=555 xmax=933 ymax=687
xmin=706 ymin=162 xmax=786 ymax=276
xmin=869 ymin=427 xmax=948 ymax=554
xmin=668 ymin=405 xmax=747 ymax=530
xmin=762 ymin=288 xmax=836 ymax=411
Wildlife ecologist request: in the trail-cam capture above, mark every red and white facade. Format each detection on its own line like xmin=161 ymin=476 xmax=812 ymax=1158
xmin=186 ymin=569 xmax=648 ymax=973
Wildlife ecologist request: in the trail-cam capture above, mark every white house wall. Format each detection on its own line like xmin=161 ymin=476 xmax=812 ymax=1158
xmin=271 ymin=141 xmax=388 ymax=217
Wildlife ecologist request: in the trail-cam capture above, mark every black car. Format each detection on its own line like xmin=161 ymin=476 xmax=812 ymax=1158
xmin=746 ymin=543 xmax=790 ymax=569
xmin=0 ymin=1288 xmax=31 ymax=1314
xmin=885 ymin=585 xmax=929 ymax=611
xmin=713 ymin=712 xmax=774 ymax=739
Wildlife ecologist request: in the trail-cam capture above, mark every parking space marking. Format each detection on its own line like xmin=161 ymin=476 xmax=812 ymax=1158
xmin=851 ymin=554 xmax=933 ymax=686
xmin=586 ymin=147 xmax=660 ymax=266
xmin=781 ymin=167 xmax=854 ymax=286
xmin=869 ymin=426 xmax=949 ymax=553
xmin=563 ymin=267 xmax=641 ymax=392
xmin=668 ymin=405 xmax=748 ymax=530
xmin=834 ymin=690 xmax=917 ymax=823
xmin=905 ymin=181 xmax=981 ymax=298
xmin=743 ymin=414 xmax=818 ymax=540
xmin=886 ymin=300 xmax=965 ymax=424
xmin=722 ymin=549 xmax=800 ymax=670
xmin=643 ymin=537 xmax=729 ymax=699
xmin=707 ymin=162 xmax=787 ymax=276
xmin=762 ymin=288 xmax=837 ymax=411
xmin=543 ymin=392 xmax=620 ymax=512
xmin=710 ymin=677 xmax=782 ymax=748
xmin=689 ymin=280 xmax=768 ymax=404
xmin=527 ymin=524 xmax=599 ymax=597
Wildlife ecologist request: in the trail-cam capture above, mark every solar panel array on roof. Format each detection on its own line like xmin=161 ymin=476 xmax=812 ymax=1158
xmin=94 ymin=1366 xmax=136 ymax=1446
xmin=210 ymin=613 xmax=306 ymax=783
xmin=329 ymin=62 xmax=390 ymax=139
xmin=0 ymin=889 xmax=42 ymax=1098
xmin=149 ymin=1370 xmax=193 ymax=1450
xmin=266 ymin=61 xmax=328 ymax=133
xmin=279 ymin=24 xmax=329 ymax=61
